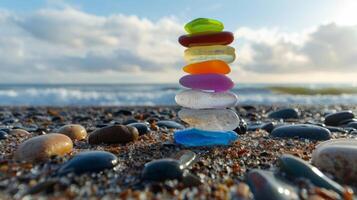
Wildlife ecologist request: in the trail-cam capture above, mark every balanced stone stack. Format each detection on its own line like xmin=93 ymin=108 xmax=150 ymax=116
xmin=174 ymin=18 xmax=240 ymax=147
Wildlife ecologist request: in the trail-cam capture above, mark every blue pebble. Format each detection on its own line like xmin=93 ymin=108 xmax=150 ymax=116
xmin=174 ymin=128 xmax=238 ymax=147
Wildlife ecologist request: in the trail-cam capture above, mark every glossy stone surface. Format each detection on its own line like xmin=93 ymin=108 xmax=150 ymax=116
xmin=14 ymin=134 xmax=73 ymax=163
xmin=233 ymin=119 xmax=247 ymax=135
xmin=57 ymin=124 xmax=87 ymax=140
xmin=174 ymin=128 xmax=238 ymax=147
xmin=88 ymin=125 xmax=139 ymax=145
xmin=58 ymin=151 xmax=118 ymax=175
xmin=324 ymin=110 xmax=355 ymax=126
xmin=183 ymin=60 xmax=231 ymax=74
xmin=178 ymin=108 xmax=240 ymax=131
xmin=246 ymin=169 xmax=299 ymax=200
xmin=311 ymin=139 xmax=357 ymax=183
xmin=172 ymin=150 xmax=196 ymax=169
xmin=156 ymin=120 xmax=185 ymax=129
xmin=184 ymin=45 xmax=236 ymax=64
xmin=142 ymin=159 xmax=183 ymax=181
xmin=268 ymin=108 xmax=299 ymax=119
xmin=184 ymin=18 xmax=224 ymax=34
xmin=179 ymin=74 xmax=234 ymax=92
xmin=175 ymin=90 xmax=238 ymax=109
xmin=271 ymin=124 xmax=331 ymax=140
xmin=179 ymin=31 xmax=234 ymax=47
xmin=346 ymin=121 xmax=357 ymax=129
xmin=278 ymin=154 xmax=344 ymax=196
xmin=127 ymin=122 xmax=150 ymax=135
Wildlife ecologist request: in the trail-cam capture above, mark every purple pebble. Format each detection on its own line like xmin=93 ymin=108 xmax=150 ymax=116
xmin=179 ymin=74 xmax=234 ymax=92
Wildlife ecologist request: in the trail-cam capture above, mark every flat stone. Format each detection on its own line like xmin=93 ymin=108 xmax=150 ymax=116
xmin=324 ymin=111 xmax=355 ymax=126
xmin=142 ymin=159 xmax=183 ymax=181
xmin=179 ymin=31 xmax=234 ymax=47
xmin=58 ymin=151 xmax=118 ymax=175
xmin=346 ymin=121 xmax=357 ymax=129
xmin=268 ymin=108 xmax=299 ymax=119
xmin=127 ymin=122 xmax=150 ymax=135
xmin=179 ymin=74 xmax=234 ymax=92
xmin=156 ymin=120 xmax=184 ymax=129
xmin=184 ymin=18 xmax=224 ymax=34
xmin=174 ymin=128 xmax=238 ymax=147
xmin=88 ymin=125 xmax=139 ymax=145
xmin=9 ymin=129 xmax=31 ymax=137
xmin=184 ymin=45 xmax=236 ymax=64
xmin=271 ymin=124 xmax=331 ymax=140
xmin=183 ymin=60 xmax=231 ymax=74
xmin=175 ymin=89 xmax=238 ymax=109
xmin=57 ymin=124 xmax=87 ymax=140
xmin=247 ymin=169 xmax=299 ymax=200
xmin=311 ymin=139 xmax=357 ymax=184
xmin=14 ymin=134 xmax=73 ymax=163
xmin=178 ymin=108 xmax=240 ymax=131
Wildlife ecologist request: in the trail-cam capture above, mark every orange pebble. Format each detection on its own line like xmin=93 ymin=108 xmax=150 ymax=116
xmin=183 ymin=60 xmax=231 ymax=74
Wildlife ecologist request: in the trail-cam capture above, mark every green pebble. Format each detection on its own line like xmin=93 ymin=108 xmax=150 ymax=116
xmin=184 ymin=18 xmax=224 ymax=34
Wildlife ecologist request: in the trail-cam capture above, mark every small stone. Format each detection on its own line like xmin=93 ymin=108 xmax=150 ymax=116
xmin=142 ymin=159 xmax=183 ymax=181
xmin=184 ymin=45 xmax=236 ymax=64
xmin=246 ymin=169 xmax=299 ymax=200
xmin=113 ymin=109 xmax=132 ymax=116
xmin=346 ymin=121 xmax=357 ymax=129
xmin=88 ymin=125 xmax=139 ymax=145
xmin=233 ymin=119 xmax=247 ymax=134
xmin=184 ymin=18 xmax=224 ymax=34
xmin=261 ymin=122 xmax=276 ymax=133
xmin=324 ymin=111 xmax=355 ymax=126
xmin=57 ymin=124 xmax=87 ymax=140
xmin=271 ymin=124 xmax=331 ymax=140
xmin=268 ymin=108 xmax=299 ymax=119
xmin=14 ymin=134 xmax=73 ymax=163
xmin=178 ymin=108 xmax=240 ymax=131
xmin=172 ymin=150 xmax=196 ymax=169
xmin=311 ymin=139 xmax=357 ymax=184
xmin=156 ymin=120 xmax=185 ymax=129
xmin=58 ymin=151 xmax=118 ymax=175
xmin=127 ymin=122 xmax=150 ymax=135
xmin=0 ymin=130 xmax=8 ymax=140
xmin=182 ymin=172 xmax=202 ymax=187
xmin=9 ymin=129 xmax=31 ymax=137
xmin=180 ymin=74 xmax=234 ymax=92
xmin=179 ymin=31 xmax=234 ymax=47
xmin=174 ymin=128 xmax=238 ymax=147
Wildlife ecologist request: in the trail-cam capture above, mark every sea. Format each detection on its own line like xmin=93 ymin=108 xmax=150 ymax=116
xmin=0 ymin=83 xmax=357 ymax=106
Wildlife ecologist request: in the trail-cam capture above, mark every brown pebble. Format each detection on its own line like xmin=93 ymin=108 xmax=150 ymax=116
xmin=236 ymin=183 xmax=251 ymax=199
xmin=57 ymin=124 xmax=87 ymax=140
xmin=14 ymin=134 xmax=73 ymax=163
xmin=88 ymin=125 xmax=139 ymax=145
xmin=9 ymin=129 xmax=31 ymax=137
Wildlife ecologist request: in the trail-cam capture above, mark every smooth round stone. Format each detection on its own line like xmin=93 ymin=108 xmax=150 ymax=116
xmin=311 ymin=139 xmax=357 ymax=183
xmin=178 ymin=108 xmax=240 ymax=131
xmin=346 ymin=121 xmax=357 ymax=129
xmin=9 ymin=129 xmax=31 ymax=137
xmin=233 ymin=119 xmax=247 ymax=134
xmin=183 ymin=60 xmax=231 ymax=74
xmin=247 ymin=169 xmax=299 ymax=200
xmin=175 ymin=90 xmax=238 ymax=109
xmin=127 ymin=122 xmax=150 ymax=135
xmin=88 ymin=125 xmax=139 ymax=145
xmin=156 ymin=120 xmax=184 ymax=129
xmin=271 ymin=124 xmax=331 ymax=140
xmin=57 ymin=124 xmax=87 ymax=140
xmin=14 ymin=134 xmax=73 ymax=163
xmin=179 ymin=31 xmax=234 ymax=47
xmin=267 ymin=108 xmax=299 ymax=119
xmin=278 ymin=154 xmax=344 ymax=196
xmin=184 ymin=45 xmax=236 ymax=64
xmin=184 ymin=18 xmax=224 ymax=34
xmin=179 ymin=74 xmax=234 ymax=92
xmin=324 ymin=110 xmax=355 ymax=126
xmin=174 ymin=128 xmax=238 ymax=147
xmin=0 ymin=130 xmax=8 ymax=140
xmin=142 ymin=159 xmax=183 ymax=181
xmin=58 ymin=151 xmax=118 ymax=175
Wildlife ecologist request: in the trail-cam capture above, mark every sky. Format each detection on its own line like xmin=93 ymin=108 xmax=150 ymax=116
xmin=0 ymin=0 xmax=356 ymax=84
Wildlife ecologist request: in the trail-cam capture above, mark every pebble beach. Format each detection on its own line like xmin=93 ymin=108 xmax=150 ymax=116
xmin=0 ymin=105 xmax=356 ymax=199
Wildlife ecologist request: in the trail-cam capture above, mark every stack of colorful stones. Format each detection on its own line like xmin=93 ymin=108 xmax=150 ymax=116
xmin=174 ymin=18 xmax=240 ymax=147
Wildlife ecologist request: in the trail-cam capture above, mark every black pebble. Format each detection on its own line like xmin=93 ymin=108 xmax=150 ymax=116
xmin=142 ymin=159 xmax=183 ymax=181
xmin=324 ymin=111 xmax=355 ymax=126
xmin=156 ymin=120 xmax=184 ymax=129
xmin=0 ymin=130 xmax=8 ymax=140
xmin=268 ymin=108 xmax=299 ymax=119
xmin=127 ymin=122 xmax=150 ymax=135
xmin=271 ymin=124 xmax=331 ymax=140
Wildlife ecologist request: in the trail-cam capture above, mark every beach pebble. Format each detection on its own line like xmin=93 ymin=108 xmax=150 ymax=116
xmin=156 ymin=120 xmax=185 ymax=129
xmin=58 ymin=151 xmax=118 ymax=175
xmin=278 ymin=154 xmax=344 ymax=196
xmin=88 ymin=125 xmax=139 ymax=145
xmin=9 ymin=129 xmax=30 ymax=137
xmin=324 ymin=110 xmax=354 ymax=126
xmin=57 ymin=124 xmax=87 ymax=140
xmin=14 ymin=134 xmax=73 ymax=163
xmin=0 ymin=130 xmax=8 ymax=140
xmin=271 ymin=124 xmax=331 ymax=140
xmin=268 ymin=108 xmax=299 ymax=119
xmin=184 ymin=18 xmax=224 ymax=34
xmin=179 ymin=74 xmax=234 ymax=92
xmin=311 ymin=139 xmax=357 ymax=183
xmin=172 ymin=150 xmax=196 ymax=169
xmin=234 ymin=119 xmax=247 ymax=134
xmin=127 ymin=122 xmax=150 ymax=135
xmin=184 ymin=45 xmax=236 ymax=64
xmin=346 ymin=121 xmax=357 ymax=129
xmin=178 ymin=108 xmax=239 ymax=131
xmin=179 ymin=31 xmax=234 ymax=47
xmin=175 ymin=89 xmax=238 ymax=109
xmin=142 ymin=159 xmax=183 ymax=181
xmin=246 ymin=169 xmax=299 ymax=200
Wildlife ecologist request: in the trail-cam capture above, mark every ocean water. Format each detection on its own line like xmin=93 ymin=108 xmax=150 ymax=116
xmin=0 ymin=83 xmax=357 ymax=106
